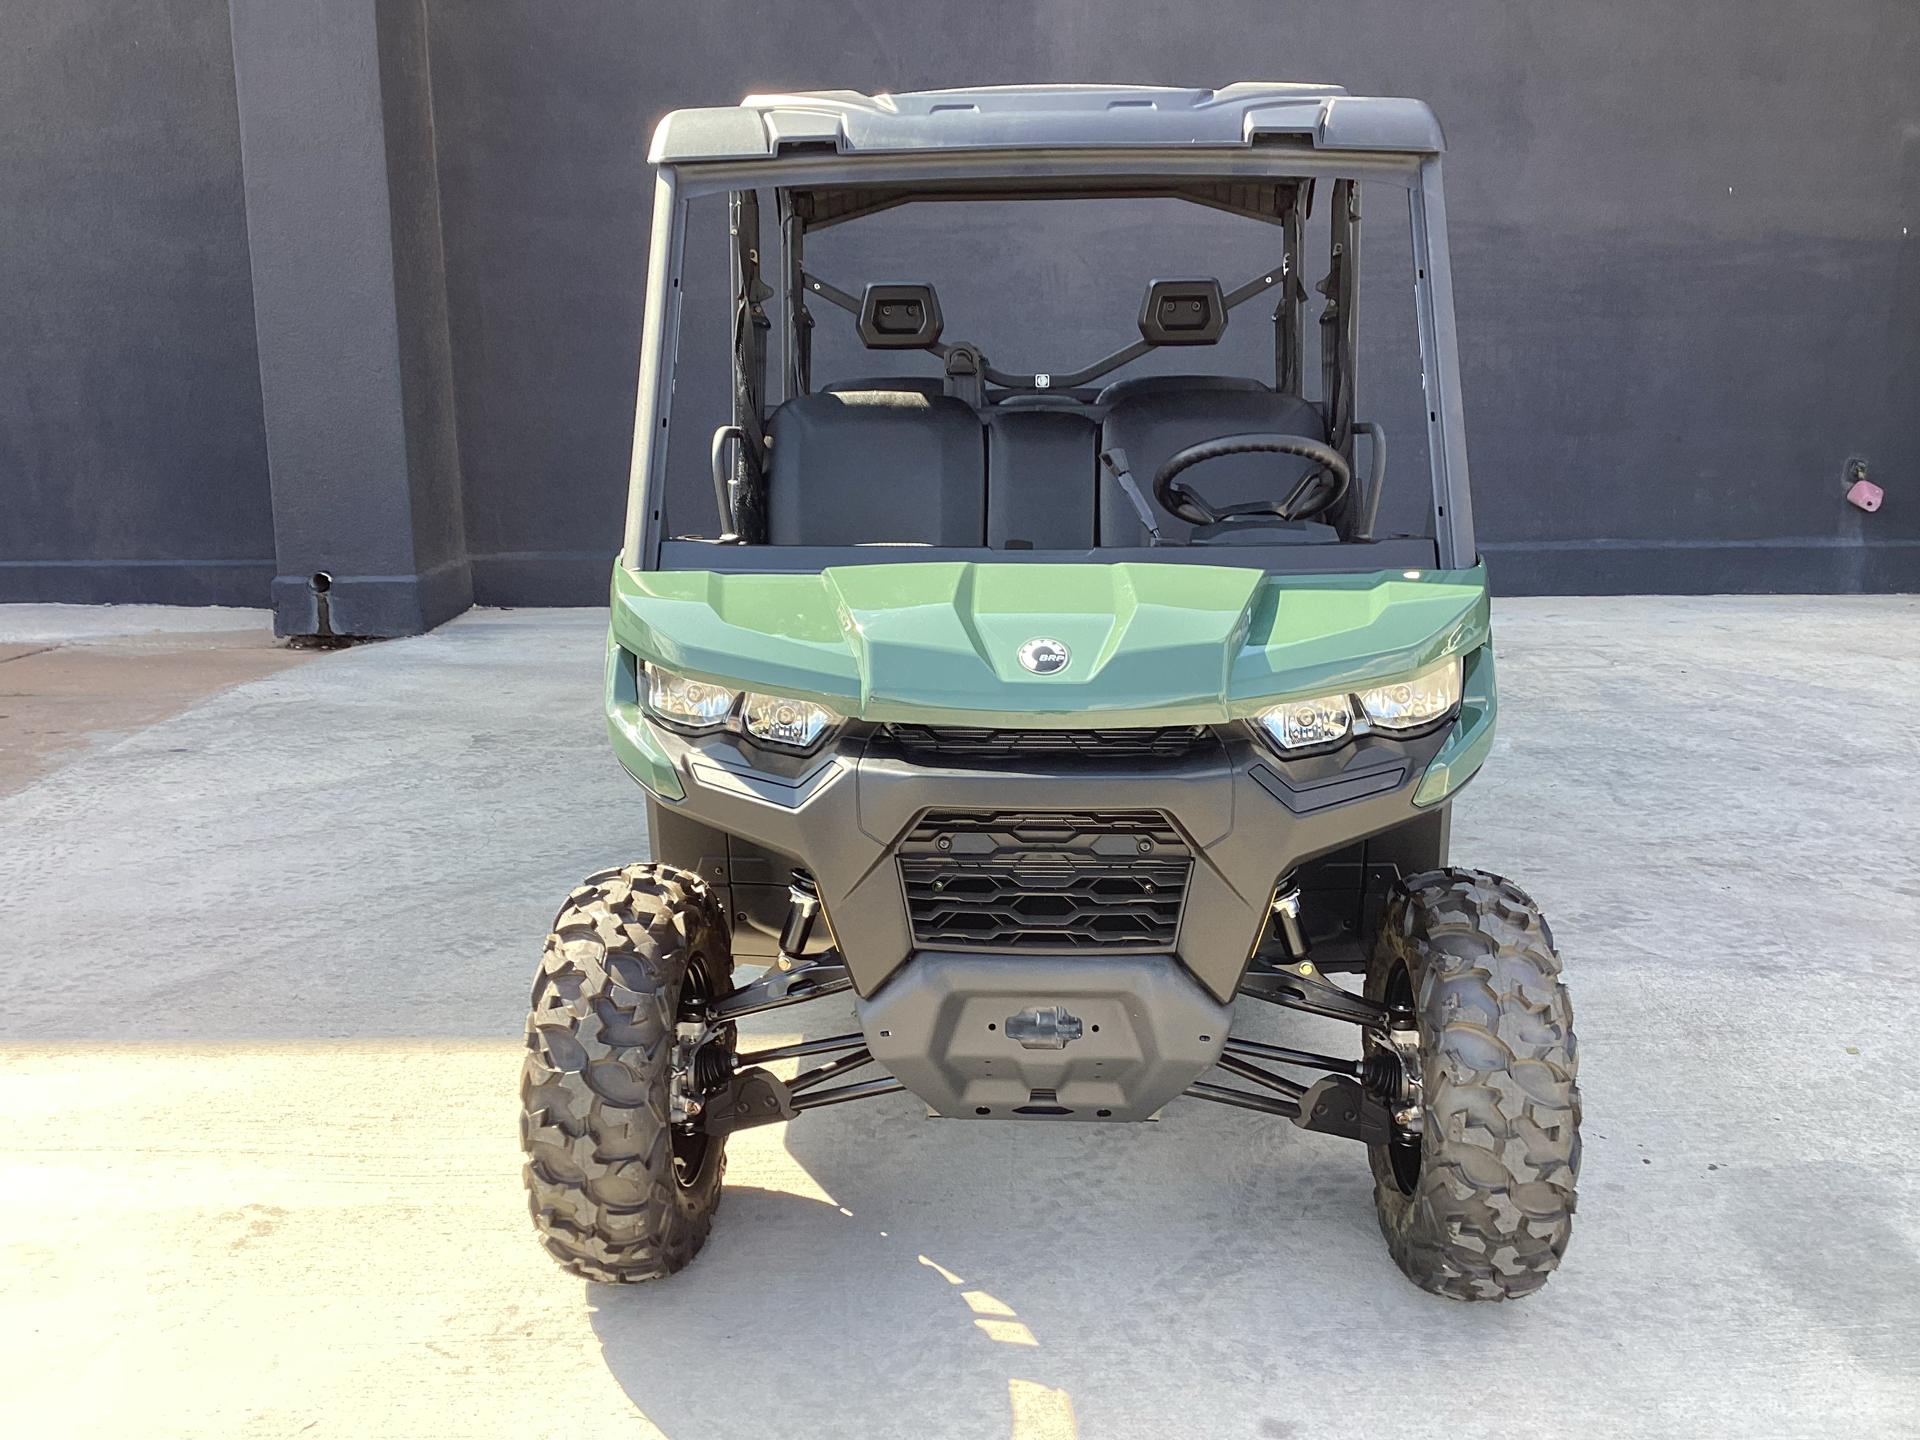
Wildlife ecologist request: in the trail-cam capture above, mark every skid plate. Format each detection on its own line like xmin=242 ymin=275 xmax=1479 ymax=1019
xmin=856 ymin=951 xmax=1230 ymax=1121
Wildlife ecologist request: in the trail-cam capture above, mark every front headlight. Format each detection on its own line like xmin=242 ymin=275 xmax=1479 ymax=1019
xmin=1357 ymin=655 xmax=1462 ymax=731
xmin=1256 ymin=694 xmax=1355 ymax=752
xmin=641 ymin=662 xmax=841 ymax=752
xmin=643 ymin=662 xmax=739 ymax=732
xmin=1255 ymin=654 xmax=1463 ymax=753
xmin=742 ymin=691 xmax=841 ymax=750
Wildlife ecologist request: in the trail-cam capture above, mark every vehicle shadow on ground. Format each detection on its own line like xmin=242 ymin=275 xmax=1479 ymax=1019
xmin=587 ymin=1090 xmax=1420 ymax=1440
xmin=589 ymin=1184 xmax=1017 ymax=1440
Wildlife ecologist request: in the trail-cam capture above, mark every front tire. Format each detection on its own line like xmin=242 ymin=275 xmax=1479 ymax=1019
xmin=520 ymin=864 xmax=732 ymax=1282
xmin=1365 ymin=869 xmax=1581 ymax=1300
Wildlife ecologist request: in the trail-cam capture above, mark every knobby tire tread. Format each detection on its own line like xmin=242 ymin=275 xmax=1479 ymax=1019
xmin=520 ymin=864 xmax=730 ymax=1283
xmin=1367 ymin=868 xmax=1581 ymax=1301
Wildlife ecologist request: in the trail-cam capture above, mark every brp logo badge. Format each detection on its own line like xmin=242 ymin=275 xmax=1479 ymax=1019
xmin=1017 ymin=637 xmax=1070 ymax=675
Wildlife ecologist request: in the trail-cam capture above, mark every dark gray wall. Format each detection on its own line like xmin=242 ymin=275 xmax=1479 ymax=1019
xmin=5 ymin=1 xmax=1917 ymax=609
xmin=424 ymin=0 xmax=1920 ymax=597
xmin=0 ymin=0 xmax=273 ymax=605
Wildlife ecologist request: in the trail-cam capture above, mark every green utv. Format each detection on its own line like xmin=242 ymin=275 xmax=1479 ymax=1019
xmin=521 ymin=83 xmax=1580 ymax=1301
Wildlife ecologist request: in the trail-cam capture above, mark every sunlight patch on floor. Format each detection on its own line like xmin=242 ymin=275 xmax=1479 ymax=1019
xmin=1008 ymin=1378 xmax=1078 ymax=1439
xmin=0 ymin=1041 xmax=665 ymax=1440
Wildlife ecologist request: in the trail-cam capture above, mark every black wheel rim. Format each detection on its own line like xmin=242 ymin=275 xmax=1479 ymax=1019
xmin=671 ymin=956 xmax=721 ymax=1189
xmin=1383 ymin=959 xmax=1423 ymax=1196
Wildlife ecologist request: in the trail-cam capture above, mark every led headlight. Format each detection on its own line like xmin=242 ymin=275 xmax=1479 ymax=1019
xmin=1254 ymin=654 xmax=1464 ymax=753
xmin=643 ymin=662 xmax=739 ymax=732
xmin=742 ymin=691 xmax=841 ymax=750
xmin=1256 ymin=693 xmax=1355 ymax=752
xmin=1357 ymin=655 xmax=1462 ymax=732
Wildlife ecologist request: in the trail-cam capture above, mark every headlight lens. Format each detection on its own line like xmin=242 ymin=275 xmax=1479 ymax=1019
xmin=1256 ymin=693 xmax=1354 ymax=752
xmin=743 ymin=691 xmax=841 ymax=750
xmin=641 ymin=663 xmax=842 ymax=751
xmin=1357 ymin=656 xmax=1462 ymax=731
xmin=1255 ymin=655 xmax=1463 ymax=753
xmin=643 ymin=662 xmax=738 ymax=731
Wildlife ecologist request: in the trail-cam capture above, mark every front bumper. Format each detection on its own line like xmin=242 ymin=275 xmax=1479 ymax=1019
xmin=859 ymin=952 xmax=1232 ymax=1121
xmin=613 ymin=644 xmax=1495 ymax=1005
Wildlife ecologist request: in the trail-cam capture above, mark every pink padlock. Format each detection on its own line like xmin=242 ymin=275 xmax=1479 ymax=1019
xmin=1846 ymin=477 xmax=1883 ymax=512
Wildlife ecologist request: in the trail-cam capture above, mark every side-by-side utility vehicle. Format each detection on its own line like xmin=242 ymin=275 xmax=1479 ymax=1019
xmin=521 ymin=83 xmax=1580 ymax=1301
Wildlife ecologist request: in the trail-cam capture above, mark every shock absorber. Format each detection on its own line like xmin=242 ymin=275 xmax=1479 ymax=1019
xmin=776 ymin=869 xmax=821 ymax=971
xmin=1271 ymin=883 xmax=1311 ymax=962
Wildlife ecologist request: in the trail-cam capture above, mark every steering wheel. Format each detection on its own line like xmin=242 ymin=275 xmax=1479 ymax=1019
xmin=1152 ymin=433 xmax=1352 ymax=528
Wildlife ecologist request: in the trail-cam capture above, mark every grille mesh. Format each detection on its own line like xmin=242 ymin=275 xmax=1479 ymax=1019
xmin=884 ymin=724 xmax=1211 ymax=762
xmin=899 ymin=809 xmax=1191 ymax=951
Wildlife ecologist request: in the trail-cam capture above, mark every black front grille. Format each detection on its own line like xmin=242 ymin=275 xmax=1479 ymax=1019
xmin=884 ymin=724 xmax=1211 ymax=762
xmin=899 ymin=809 xmax=1191 ymax=951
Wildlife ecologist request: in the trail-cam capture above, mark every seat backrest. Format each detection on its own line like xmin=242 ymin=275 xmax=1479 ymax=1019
xmin=984 ymin=408 xmax=1098 ymax=550
xmin=767 ymin=390 xmax=986 ymax=546
xmin=1097 ymin=382 xmax=1328 ymax=546
xmin=1094 ymin=373 xmax=1272 ymax=407
xmin=991 ymin=389 xmax=1102 ymax=410
xmin=825 ymin=376 xmax=946 ymax=397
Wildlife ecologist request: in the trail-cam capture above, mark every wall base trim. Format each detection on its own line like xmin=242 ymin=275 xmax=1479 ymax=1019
xmin=1481 ymin=538 xmax=1919 ymax=595
xmin=0 ymin=559 xmax=274 ymax=607
xmin=270 ymin=555 xmax=473 ymax=637
xmin=470 ymin=550 xmax=615 ymax=607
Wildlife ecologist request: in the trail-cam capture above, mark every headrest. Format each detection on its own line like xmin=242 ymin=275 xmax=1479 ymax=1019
xmin=858 ymin=283 xmax=943 ymax=348
xmin=1138 ymin=278 xmax=1226 ymax=345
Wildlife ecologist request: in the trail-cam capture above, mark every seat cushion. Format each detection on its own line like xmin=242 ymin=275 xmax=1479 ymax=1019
xmin=1097 ymin=384 xmax=1328 ymax=545
xmin=985 ymin=408 xmax=1098 ymax=550
xmin=767 ymin=391 xmax=986 ymax=546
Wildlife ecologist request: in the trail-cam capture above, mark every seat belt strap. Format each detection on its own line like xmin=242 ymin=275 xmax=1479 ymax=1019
xmin=1099 ymin=447 xmax=1163 ymax=547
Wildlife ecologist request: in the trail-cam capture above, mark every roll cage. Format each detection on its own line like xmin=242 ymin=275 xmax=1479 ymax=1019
xmin=622 ymin=97 xmax=1476 ymax=574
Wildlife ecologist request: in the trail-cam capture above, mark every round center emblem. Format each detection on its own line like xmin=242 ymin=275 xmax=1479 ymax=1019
xmin=1017 ymin=637 xmax=1071 ymax=675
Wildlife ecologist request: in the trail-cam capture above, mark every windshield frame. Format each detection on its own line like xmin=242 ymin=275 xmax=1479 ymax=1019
xmin=623 ymin=147 xmax=1474 ymax=573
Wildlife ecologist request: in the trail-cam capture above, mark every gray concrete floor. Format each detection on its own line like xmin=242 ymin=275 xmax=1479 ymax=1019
xmin=0 ymin=597 xmax=1916 ymax=1439
xmin=0 ymin=605 xmax=314 ymax=797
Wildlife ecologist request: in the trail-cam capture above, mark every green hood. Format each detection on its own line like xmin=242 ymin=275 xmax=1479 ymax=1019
xmin=610 ymin=560 xmax=1489 ymax=728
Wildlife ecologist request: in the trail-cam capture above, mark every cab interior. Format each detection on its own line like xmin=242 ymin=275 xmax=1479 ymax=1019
xmin=663 ymin=176 xmax=1438 ymax=570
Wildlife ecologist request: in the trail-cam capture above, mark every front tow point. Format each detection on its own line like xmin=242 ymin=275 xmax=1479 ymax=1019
xmin=1004 ymin=1005 xmax=1084 ymax=1049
